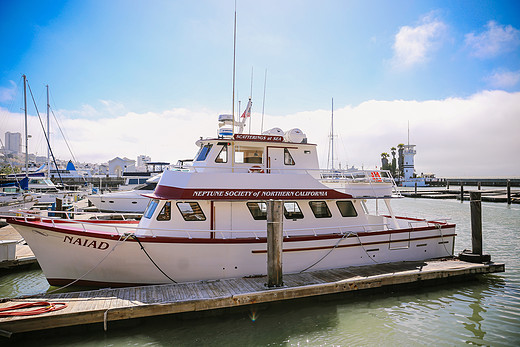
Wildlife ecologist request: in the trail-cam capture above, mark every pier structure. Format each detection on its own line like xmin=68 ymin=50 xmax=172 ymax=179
xmin=0 ymin=259 xmax=505 ymax=337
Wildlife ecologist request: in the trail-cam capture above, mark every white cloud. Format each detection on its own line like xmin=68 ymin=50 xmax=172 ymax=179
xmin=392 ymin=14 xmax=447 ymax=69
xmin=465 ymin=21 xmax=520 ymax=58
xmin=486 ymin=69 xmax=520 ymax=88
xmin=0 ymin=81 xmax=17 ymax=103
xmin=1 ymin=91 xmax=519 ymax=177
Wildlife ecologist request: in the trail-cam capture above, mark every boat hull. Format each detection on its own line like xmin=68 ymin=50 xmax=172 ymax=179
xmin=9 ymin=218 xmax=456 ymax=287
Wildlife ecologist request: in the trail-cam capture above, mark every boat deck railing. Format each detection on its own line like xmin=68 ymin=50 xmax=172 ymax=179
xmin=9 ymin=210 xmax=448 ymax=241
xmin=170 ymin=165 xmax=402 ymax=197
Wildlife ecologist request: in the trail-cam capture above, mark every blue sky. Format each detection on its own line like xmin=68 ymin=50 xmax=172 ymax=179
xmin=1 ymin=0 xmax=519 ymax=176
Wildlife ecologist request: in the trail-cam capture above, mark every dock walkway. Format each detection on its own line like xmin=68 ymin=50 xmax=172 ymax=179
xmin=0 ymin=259 xmax=504 ymax=337
xmin=0 ymin=225 xmax=37 ymax=270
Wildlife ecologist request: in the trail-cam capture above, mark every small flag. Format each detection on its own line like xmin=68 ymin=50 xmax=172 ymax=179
xmin=241 ymin=98 xmax=252 ymax=118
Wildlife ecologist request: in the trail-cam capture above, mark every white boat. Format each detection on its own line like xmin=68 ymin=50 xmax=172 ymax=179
xmin=88 ymin=175 xmax=161 ymax=213
xmin=6 ymin=116 xmax=456 ymax=287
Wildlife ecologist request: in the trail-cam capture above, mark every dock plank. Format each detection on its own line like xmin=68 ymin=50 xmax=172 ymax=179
xmin=0 ymin=259 xmax=505 ymax=335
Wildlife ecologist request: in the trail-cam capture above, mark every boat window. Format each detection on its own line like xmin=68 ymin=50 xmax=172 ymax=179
xmin=215 ymin=143 xmax=228 ymax=163
xmin=284 ymin=201 xmax=304 ymax=219
xmin=309 ymin=201 xmax=332 ymax=218
xmin=176 ymin=202 xmax=206 ymax=221
xmin=246 ymin=202 xmax=268 ymax=220
xmin=284 ymin=148 xmax=295 ymax=165
xmin=336 ymin=201 xmax=358 ymax=217
xmin=156 ymin=201 xmax=171 ymax=221
xmin=195 ymin=144 xmax=213 ymax=161
xmin=235 ymin=146 xmax=263 ymax=164
xmin=143 ymin=199 xmax=159 ymax=219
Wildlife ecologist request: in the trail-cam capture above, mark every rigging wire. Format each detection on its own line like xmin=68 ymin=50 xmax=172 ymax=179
xmin=26 ymin=80 xmax=65 ymax=187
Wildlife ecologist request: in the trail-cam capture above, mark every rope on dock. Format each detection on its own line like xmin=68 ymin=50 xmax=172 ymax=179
xmin=0 ymin=301 xmax=67 ymax=317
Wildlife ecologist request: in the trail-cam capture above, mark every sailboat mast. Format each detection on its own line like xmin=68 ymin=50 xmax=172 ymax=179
xmin=23 ymin=74 xmax=28 ymax=179
xmin=46 ymin=85 xmax=50 ymax=178
xmin=331 ymin=97 xmax=334 ymax=171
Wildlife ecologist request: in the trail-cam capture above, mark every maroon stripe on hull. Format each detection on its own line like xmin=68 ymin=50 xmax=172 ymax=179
xmin=7 ymin=217 xmax=456 ymax=244
xmin=251 ymin=234 xmax=456 ymax=253
xmin=147 ymin=186 xmax=353 ymax=201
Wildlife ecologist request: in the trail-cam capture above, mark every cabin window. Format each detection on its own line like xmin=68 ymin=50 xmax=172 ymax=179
xmin=176 ymin=202 xmax=206 ymax=221
xmin=195 ymin=144 xmax=213 ymax=161
xmin=144 ymin=199 xmax=159 ymax=219
xmin=215 ymin=143 xmax=228 ymax=163
xmin=336 ymin=201 xmax=358 ymax=217
xmin=284 ymin=201 xmax=304 ymax=219
xmin=235 ymin=146 xmax=263 ymax=164
xmin=309 ymin=201 xmax=332 ymax=218
xmin=284 ymin=148 xmax=295 ymax=165
xmin=156 ymin=201 xmax=171 ymax=221
xmin=246 ymin=202 xmax=268 ymax=220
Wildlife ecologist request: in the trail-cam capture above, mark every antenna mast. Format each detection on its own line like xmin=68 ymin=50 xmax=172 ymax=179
xmin=231 ymin=0 xmax=237 ymax=135
xmin=261 ymin=69 xmax=267 ymax=133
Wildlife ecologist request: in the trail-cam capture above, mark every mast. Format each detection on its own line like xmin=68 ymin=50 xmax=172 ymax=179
xmin=231 ymin=0 xmax=237 ymax=135
xmin=249 ymin=66 xmax=253 ymax=134
xmin=331 ymin=97 xmax=334 ymax=170
xmin=261 ymin=68 xmax=267 ymax=133
xmin=23 ymin=74 xmax=28 ymax=179
xmin=47 ymin=85 xmax=51 ymax=178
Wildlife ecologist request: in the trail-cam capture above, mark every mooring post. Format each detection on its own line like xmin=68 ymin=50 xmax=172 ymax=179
xmin=267 ymin=200 xmax=283 ymax=287
xmin=470 ymin=191 xmax=482 ymax=255
xmin=478 ymin=182 xmax=481 ymax=190
xmin=507 ymin=179 xmax=511 ymax=205
xmin=414 ymin=182 xmax=417 ymax=194
xmin=460 ymin=191 xmax=491 ymax=263
xmin=460 ymin=183 xmax=464 ymax=202
xmin=55 ymin=198 xmax=63 ymax=218
xmin=446 ymin=180 xmax=450 ymax=190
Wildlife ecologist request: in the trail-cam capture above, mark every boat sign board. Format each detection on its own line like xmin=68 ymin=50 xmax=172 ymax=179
xmin=234 ymin=134 xmax=284 ymax=142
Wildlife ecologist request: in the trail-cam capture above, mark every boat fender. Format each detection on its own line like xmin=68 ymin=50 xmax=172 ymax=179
xmin=248 ymin=166 xmax=264 ymax=173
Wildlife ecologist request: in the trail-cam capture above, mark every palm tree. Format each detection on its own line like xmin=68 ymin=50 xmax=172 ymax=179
xmin=390 ymin=147 xmax=397 ymax=177
xmin=380 ymin=152 xmax=390 ymax=170
xmin=397 ymin=144 xmax=405 ymax=178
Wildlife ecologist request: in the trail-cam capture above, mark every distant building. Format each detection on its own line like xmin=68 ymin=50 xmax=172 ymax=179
xmin=137 ymin=155 xmax=151 ymax=170
xmin=108 ymin=157 xmax=136 ymax=177
xmin=5 ymin=132 xmax=22 ymax=155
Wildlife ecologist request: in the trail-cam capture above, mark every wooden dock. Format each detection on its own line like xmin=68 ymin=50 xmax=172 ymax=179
xmin=0 ymin=225 xmax=37 ymax=270
xmin=0 ymin=259 xmax=504 ymax=337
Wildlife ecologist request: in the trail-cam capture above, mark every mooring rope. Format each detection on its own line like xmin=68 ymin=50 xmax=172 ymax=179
xmin=131 ymin=235 xmax=177 ymax=283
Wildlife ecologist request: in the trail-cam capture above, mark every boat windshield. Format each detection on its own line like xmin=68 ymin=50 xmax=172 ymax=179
xmin=143 ymin=199 xmax=159 ymax=219
xmin=195 ymin=144 xmax=213 ymax=161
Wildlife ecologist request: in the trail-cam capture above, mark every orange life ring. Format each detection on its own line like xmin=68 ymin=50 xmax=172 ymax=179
xmin=248 ymin=165 xmax=264 ymax=173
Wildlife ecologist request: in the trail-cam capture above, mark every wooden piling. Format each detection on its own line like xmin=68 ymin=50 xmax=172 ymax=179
xmin=478 ymin=182 xmax=481 ymax=190
xmin=55 ymin=198 xmax=63 ymax=218
xmin=470 ymin=191 xmax=482 ymax=255
xmin=460 ymin=183 xmax=464 ymax=202
xmin=507 ymin=179 xmax=511 ymax=205
xmin=267 ymin=200 xmax=283 ymax=287
xmin=459 ymin=191 xmax=491 ymax=263
xmin=414 ymin=182 xmax=417 ymax=194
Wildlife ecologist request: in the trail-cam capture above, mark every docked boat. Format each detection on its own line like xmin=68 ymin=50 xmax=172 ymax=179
xmin=88 ymin=175 xmax=161 ymax=213
xmin=6 ymin=116 xmax=456 ymax=287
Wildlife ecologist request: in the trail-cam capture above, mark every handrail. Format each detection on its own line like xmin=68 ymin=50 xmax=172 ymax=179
xmin=10 ymin=211 xmax=399 ymax=239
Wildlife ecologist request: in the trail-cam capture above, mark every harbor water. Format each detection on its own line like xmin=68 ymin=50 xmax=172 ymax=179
xmin=1 ymin=197 xmax=519 ymax=346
